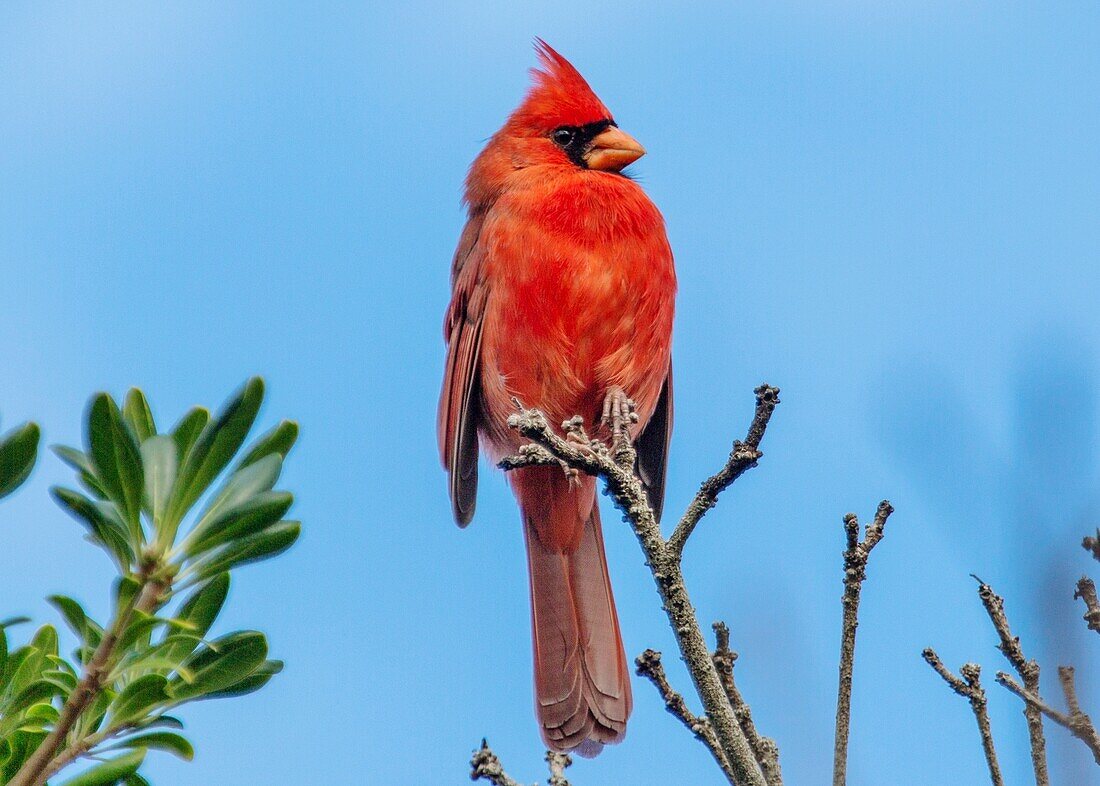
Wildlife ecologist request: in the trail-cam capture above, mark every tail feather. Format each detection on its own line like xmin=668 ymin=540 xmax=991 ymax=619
xmin=518 ymin=468 xmax=632 ymax=756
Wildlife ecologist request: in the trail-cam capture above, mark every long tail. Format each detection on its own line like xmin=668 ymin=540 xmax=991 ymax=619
xmin=514 ymin=467 xmax=632 ymax=757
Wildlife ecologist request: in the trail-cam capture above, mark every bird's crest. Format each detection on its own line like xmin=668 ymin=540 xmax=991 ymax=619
xmin=509 ymin=39 xmax=612 ymax=130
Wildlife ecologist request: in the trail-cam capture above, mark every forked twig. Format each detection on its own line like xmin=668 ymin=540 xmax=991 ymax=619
xmin=832 ymin=501 xmax=893 ymax=786
xmin=1075 ymin=577 xmax=1100 ymax=635
xmin=974 ymin=578 xmax=1049 ymax=785
xmin=499 ymin=386 xmax=782 ymax=786
xmin=921 ymin=649 xmax=1003 ymax=786
xmin=713 ymin=622 xmax=782 ymax=786
xmin=997 ymin=666 xmax=1100 ymax=766
xmin=635 ymin=649 xmax=735 ymax=783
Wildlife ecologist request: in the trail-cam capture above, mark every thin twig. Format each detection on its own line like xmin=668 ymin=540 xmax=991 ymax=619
xmin=832 ymin=501 xmax=894 ymax=786
xmin=712 ymin=622 xmax=781 ymax=786
xmin=501 ymin=387 xmax=779 ymax=786
xmin=545 ymin=750 xmax=572 ymax=786
xmin=921 ymin=649 xmax=1004 ymax=786
xmin=636 ymin=649 xmax=736 ymax=784
xmin=667 ymin=386 xmax=779 ymax=558
xmin=975 ymin=578 xmax=1049 ymax=785
xmin=1082 ymin=530 xmax=1100 ymax=563
xmin=38 ymin=723 xmax=135 ymax=783
xmin=1075 ymin=577 xmax=1100 ymax=635
xmin=470 ymin=740 xmax=530 ymax=786
xmin=996 ymin=667 xmax=1100 ymax=766
xmin=10 ymin=575 xmax=166 ymax=786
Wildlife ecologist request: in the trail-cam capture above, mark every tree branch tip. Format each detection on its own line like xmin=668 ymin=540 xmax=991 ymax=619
xmin=753 ymin=384 xmax=781 ymax=405
xmin=1082 ymin=530 xmax=1100 ymax=561
xmin=959 ymin=662 xmax=982 ymax=681
xmin=635 ymin=648 xmax=662 ymax=674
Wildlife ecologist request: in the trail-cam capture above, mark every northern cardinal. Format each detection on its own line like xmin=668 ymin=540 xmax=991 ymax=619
xmin=439 ymin=40 xmax=676 ymax=756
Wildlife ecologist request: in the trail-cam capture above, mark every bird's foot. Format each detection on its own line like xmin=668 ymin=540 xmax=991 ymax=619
xmin=601 ymin=386 xmax=638 ymax=465
xmin=561 ymin=415 xmax=592 ymax=447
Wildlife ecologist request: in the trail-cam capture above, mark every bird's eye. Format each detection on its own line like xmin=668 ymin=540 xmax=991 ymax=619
xmin=552 ymin=127 xmax=575 ymax=146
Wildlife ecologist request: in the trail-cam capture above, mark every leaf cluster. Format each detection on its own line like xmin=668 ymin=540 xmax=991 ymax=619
xmin=0 ymin=379 xmax=300 ymax=785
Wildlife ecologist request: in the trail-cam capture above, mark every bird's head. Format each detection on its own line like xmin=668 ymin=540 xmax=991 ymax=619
xmin=465 ymin=40 xmax=646 ymax=207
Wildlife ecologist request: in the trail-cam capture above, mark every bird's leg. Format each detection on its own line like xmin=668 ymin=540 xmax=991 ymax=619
xmin=559 ymin=415 xmax=591 ymax=489
xmin=601 ymin=385 xmax=638 ymax=468
xmin=562 ymin=415 xmax=591 ymax=447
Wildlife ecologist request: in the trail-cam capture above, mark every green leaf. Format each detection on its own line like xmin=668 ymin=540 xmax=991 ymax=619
xmin=202 ymin=659 xmax=283 ymax=700
xmin=116 ymin=612 xmax=166 ymax=654
xmin=140 ymin=436 xmax=177 ymax=530
xmin=170 ymin=407 xmax=209 ymax=465
xmin=52 ymin=445 xmax=109 ymax=499
xmin=237 ymin=420 xmax=298 ymax=469
xmin=107 ymin=731 xmax=194 ymax=761
xmin=30 ymin=625 xmax=59 ymax=658
xmin=58 ymin=750 xmax=145 ymax=786
xmin=0 ymin=422 xmax=39 ymax=499
xmin=52 ymin=487 xmax=134 ymax=570
xmin=185 ymin=490 xmax=292 ymax=558
xmin=3 ymin=647 xmax=39 ymax=696
xmin=21 ymin=701 xmax=59 ymax=728
xmin=47 ymin=595 xmax=104 ymax=649
xmin=150 ymin=574 xmax=230 ymax=670
xmin=190 ymin=521 xmax=300 ymax=581
xmin=41 ymin=669 xmax=78 ymax=694
xmin=166 ymin=378 xmax=264 ymax=529
xmin=191 ymin=454 xmax=283 ymax=536
xmin=110 ymin=674 xmax=169 ymax=726
xmin=122 ymin=389 xmax=157 ymax=444
xmin=114 ymin=576 xmax=142 ymax=618
xmin=86 ymin=394 xmax=144 ymax=541
xmin=168 ymin=631 xmax=267 ymax=702
xmin=138 ymin=714 xmax=184 ymax=730
xmin=9 ymin=680 xmax=63 ymax=714
xmin=163 ymin=574 xmax=229 ymax=654
xmin=1 ymin=729 xmax=46 ymax=780
xmin=84 ymin=690 xmax=114 ymax=734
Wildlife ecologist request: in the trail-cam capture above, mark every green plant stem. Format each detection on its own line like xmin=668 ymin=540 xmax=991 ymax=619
xmin=10 ymin=575 xmax=165 ymax=786
xmin=38 ymin=726 xmax=122 ymax=783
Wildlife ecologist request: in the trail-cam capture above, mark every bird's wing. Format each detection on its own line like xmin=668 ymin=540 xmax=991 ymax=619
xmin=438 ymin=214 xmax=488 ymax=527
xmin=635 ymin=363 xmax=672 ymax=523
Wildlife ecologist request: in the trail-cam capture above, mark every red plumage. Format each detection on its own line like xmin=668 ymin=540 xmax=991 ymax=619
xmin=439 ymin=40 xmax=676 ymax=756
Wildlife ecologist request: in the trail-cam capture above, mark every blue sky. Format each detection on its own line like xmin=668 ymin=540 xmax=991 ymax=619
xmin=2 ymin=2 xmax=1099 ymax=784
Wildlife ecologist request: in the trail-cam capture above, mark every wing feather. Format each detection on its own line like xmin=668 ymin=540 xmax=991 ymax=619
xmin=635 ymin=364 xmax=672 ymax=523
xmin=438 ymin=215 xmax=488 ymax=527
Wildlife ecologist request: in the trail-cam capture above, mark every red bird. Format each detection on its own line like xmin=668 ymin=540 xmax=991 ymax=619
xmin=439 ymin=41 xmax=676 ymax=756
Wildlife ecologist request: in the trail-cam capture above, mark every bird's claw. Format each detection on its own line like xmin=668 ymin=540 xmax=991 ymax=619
xmin=562 ymin=415 xmax=591 ymax=446
xmin=601 ymin=386 xmax=638 ymax=433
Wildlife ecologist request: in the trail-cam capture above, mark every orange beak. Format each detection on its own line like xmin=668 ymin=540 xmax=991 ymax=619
xmin=583 ymin=126 xmax=645 ymax=172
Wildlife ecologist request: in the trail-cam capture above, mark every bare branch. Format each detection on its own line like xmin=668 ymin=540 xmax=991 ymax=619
xmin=832 ymin=500 xmax=894 ymax=786
xmin=1083 ymin=530 xmax=1100 ymax=563
xmin=713 ymin=622 xmax=782 ymax=786
xmin=635 ymin=649 xmax=736 ymax=785
xmin=921 ymin=649 xmax=1003 ymax=786
xmin=974 ymin=578 xmax=1049 ymax=785
xmin=470 ymin=740 xmax=531 ymax=786
xmin=1074 ymin=577 xmax=1100 ymax=635
xmin=500 ymin=387 xmax=778 ymax=786
xmin=545 ymin=751 xmax=572 ymax=786
xmin=667 ymin=385 xmax=780 ymax=558
xmin=469 ymin=741 xmax=572 ymax=786
xmin=10 ymin=576 xmax=167 ymax=786
xmin=996 ymin=667 xmax=1100 ymax=766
